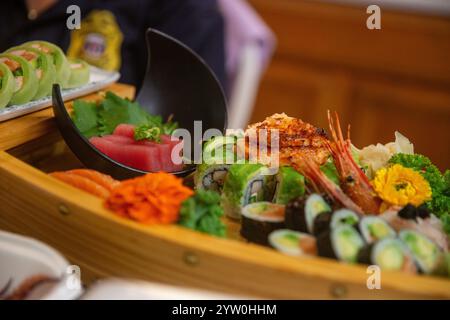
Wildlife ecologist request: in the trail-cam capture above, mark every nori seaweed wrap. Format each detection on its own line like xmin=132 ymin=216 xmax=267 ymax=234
xmin=357 ymin=238 xmax=417 ymax=273
xmin=285 ymin=193 xmax=331 ymax=233
xmin=241 ymin=202 xmax=285 ymax=245
xmin=0 ymin=62 xmax=15 ymax=108
xmin=272 ymin=166 xmax=305 ymax=205
xmin=67 ymin=58 xmax=90 ymax=88
xmin=221 ymin=164 xmax=275 ymax=219
xmin=317 ymin=225 xmax=365 ymax=263
xmin=6 ymin=47 xmax=56 ymax=99
xmin=0 ymin=54 xmax=38 ymax=105
xmin=22 ymin=41 xmax=70 ymax=88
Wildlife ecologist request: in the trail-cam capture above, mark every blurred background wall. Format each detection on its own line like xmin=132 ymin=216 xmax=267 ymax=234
xmin=247 ymin=0 xmax=450 ymax=170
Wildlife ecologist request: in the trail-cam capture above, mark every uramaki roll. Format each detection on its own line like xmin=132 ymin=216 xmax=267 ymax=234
xmin=66 ymin=58 xmax=90 ymax=88
xmin=0 ymin=62 xmax=15 ymax=108
xmin=6 ymin=47 xmax=56 ymax=99
xmin=0 ymin=54 xmax=38 ymax=105
xmin=22 ymin=41 xmax=70 ymax=88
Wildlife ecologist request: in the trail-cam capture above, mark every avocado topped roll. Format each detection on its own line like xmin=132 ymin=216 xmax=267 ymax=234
xmin=6 ymin=47 xmax=56 ymax=99
xmin=0 ymin=54 xmax=38 ymax=105
xmin=357 ymin=238 xmax=417 ymax=273
xmin=67 ymin=58 xmax=90 ymax=88
xmin=195 ymin=163 xmax=230 ymax=192
xmin=272 ymin=166 xmax=305 ymax=205
xmin=0 ymin=62 xmax=15 ymax=108
xmin=359 ymin=216 xmax=396 ymax=244
xmin=221 ymin=164 xmax=275 ymax=219
xmin=22 ymin=41 xmax=70 ymax=88
xmin=399 ymin=230 xmax=446 ymax=275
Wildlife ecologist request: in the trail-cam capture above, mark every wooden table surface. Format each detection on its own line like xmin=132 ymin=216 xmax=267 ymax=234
xmin=0 ymin=83 xmax=135 ymax=151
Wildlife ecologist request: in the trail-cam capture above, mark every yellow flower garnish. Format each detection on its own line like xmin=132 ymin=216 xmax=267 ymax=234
xmin=372 ymin=164 xmax=432 ymax=207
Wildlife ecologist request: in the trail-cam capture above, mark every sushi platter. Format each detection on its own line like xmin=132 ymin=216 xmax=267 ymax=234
xmin=0 ymin=85 xmax=449 ymax=299
xmin=0 ymin=35 xmax=449 ymax=300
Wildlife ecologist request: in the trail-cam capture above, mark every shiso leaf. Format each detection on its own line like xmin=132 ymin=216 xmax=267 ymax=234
xmin=71 ymin=100 xmax=100 ymax=138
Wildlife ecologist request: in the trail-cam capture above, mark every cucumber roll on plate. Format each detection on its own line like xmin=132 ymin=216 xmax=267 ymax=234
xmin=6 ymin=47 xmax=56 ymax=99
xmin=22 ymin=41 xmax=70 ymax=88
xmin=0 ymin=62 xmax=15 ymax=108
xmin=272 ymin=166 xmax=305 ymax=205
xmin=0 ymin=54 xmax=38 ymax=105
xmin=359 ymin=216 xmax=396 ymax=244
xmin=285 ymin=193 xmax=331 ymax=233
xmin=67 ymin=58 xmax=90 ymax=88
xmin=221 ymin=164 xmax=275 ymax=219
xmin=317 ymin=225 xmax=365 ymax=263
xmin=399 ymin=229 xmax=446 ymax=275
xmin=269 ymin=229 xmax=317 ymax=256
xmin=241 ymin=202 xmax=285 ymax=245
xmin=357 ymin=238 xmax=417 ymax=273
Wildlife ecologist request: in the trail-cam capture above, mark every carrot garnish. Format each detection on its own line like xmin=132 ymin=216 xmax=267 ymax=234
xmin=105 ymin=172 xmax=193 ymax=224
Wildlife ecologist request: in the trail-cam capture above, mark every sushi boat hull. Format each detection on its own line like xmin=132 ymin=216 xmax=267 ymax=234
xmin=0 ymin=152 xmax=449 ymax=299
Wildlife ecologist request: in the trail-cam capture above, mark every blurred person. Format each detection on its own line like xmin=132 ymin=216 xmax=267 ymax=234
xmin=0 ymin=0 xmax=226 ymax=91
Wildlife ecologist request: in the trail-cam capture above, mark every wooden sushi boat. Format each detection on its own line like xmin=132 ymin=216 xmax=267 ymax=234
xmin=0 ymin=83 xmax=449 ymax=299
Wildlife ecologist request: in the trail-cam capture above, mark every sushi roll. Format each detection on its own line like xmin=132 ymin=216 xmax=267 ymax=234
xmin=330 ymin=209 xmax=359 ymax=229
xmin=272 ymin=166 xmax=305 ymax=205
xmin=269 ymin=229 xmax=317 ymax=256
xmin=359 ymin=216 xmax=396 ymax=244
xmin=317 ymin=225 xmax=365 ymax=263
xmin=0 ymin=62 xmax=15 ymax=108
xmin=6 ymin=47 xmax=56 ymax=99
xmin=312 ymin=211 xmax=332 ymax=237
xmin=285 ymin=193 xmax=331 ymax=233
xmin=221 ymin=164 xmax=275 ymax=219
xmin=194 ymin=163 xmax=230 ymax=192
xmin=399 ymin=229 xmax=446 ymax=275
xmin=241 ymin=202 xmax=285 ymax=245
xmin=202 ymin=135 xmax=237 ymax=164
xmin=66 ymin=58 xmax=90 ymax=88
xmin=22 ymin=41 xmax=70 ymax=88
xmin=357 ymin=238 xmax=417 ymax=273
xmin=0 ymin=54 xmax=38 ymax=105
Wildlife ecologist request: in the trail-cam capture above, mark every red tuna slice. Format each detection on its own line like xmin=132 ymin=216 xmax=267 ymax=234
xmin=160 ymin=135 xmax=184 ymax=171
xmin=135 ymin=139 xmax=183 ymax=172
xmin=102 ymin=135 xmax=135 ymax=145
xmin=113 ymin=124 xmax=135 ymax=138
xmin=89 ymin=137 xmax=162 ymax=172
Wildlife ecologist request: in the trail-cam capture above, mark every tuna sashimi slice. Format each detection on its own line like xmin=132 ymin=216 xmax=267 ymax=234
xmin=89 ymin=137 xmax=162 ymax=172
xmin=102 ymin=134 xmax=135 ymax=145
xmin=113 ymin=124 xmax=135 ymax=138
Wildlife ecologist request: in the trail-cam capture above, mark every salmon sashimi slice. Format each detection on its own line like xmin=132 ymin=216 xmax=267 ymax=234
xmin=65 ymin=169 xmax=120 ymax=191
xmin=49 ymin=172 xmax=111 ymax=199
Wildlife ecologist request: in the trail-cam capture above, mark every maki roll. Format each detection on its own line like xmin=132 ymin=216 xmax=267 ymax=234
xmin=22 ymin=41 xmax=70 ymax=88
xmin=221 ymin=164 xmax=275 ymax=219
xmin=285 ymin=194 xmax=331 ymax=233
xmin=241 ymin=202 xmax=285 ymax=245
xmin=194 ymin=163 xmax=230 ymax=192
xmin=313 ymin=209 xmax=360 ymax=237
xmin=0 ymin=62 xmax=15 ymax=108
xmin=359 ymin=216 xmax=396 ymax=244
xmin=317 ymin=225 xmax=365 ymax=263
xmin=330 ymin=209 xmax=359 ymax=229
xmin=269 ymin=229 xmax=317 ymax=256
xmin=399 ymin=230 xmax=446 ymax=275
xmin=67 ymin=58 xmax=90 ymax=88
xmin=6 ymin=47 xmax=56 ymax=99
xmin=357 ymin=238 xmax=417 ymax=273
xmin=272 ymin=166 xmax=305 ymax=205
xmin=0 ymin=54 xmax=38 ymax=105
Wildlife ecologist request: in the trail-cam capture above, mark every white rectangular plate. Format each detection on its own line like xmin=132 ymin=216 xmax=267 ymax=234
xmin=0 ymin=66 xmax=120 ymax=122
